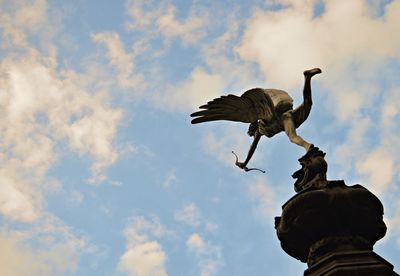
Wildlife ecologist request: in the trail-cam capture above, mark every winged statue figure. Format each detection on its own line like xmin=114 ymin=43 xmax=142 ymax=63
xmin=190 ymin=68 xmax=322 ymax=172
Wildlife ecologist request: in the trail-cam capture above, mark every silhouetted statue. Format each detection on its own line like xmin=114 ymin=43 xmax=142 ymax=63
xmin=191 ymin=68 xmax=322 ymax=171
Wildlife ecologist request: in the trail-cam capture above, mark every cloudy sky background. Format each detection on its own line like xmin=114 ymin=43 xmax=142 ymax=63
xmin=0 ymin=0 xmax=399 ymax=275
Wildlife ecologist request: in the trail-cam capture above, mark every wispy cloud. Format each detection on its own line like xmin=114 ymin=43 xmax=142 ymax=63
xmin=248 ymin=176 xmax=279 ymax=219
xmin=172 ymin=202 xmax=223 ymax=275
xmin=91 ymin=32 xmax=146 ymax=90
xmin=126 ymin=0 xmax=208 ymax=45
xmin=174 ymin=203 xmax=201 ymax=227
xmin=155 ymin=13 xmax=261 ymax=112
xmin=155 ymin=66 xmax=225 ymax=111
xmin=356 ymin=148 xmax=395 ymax=196
xmin=387 ymin=201 xmax=400 ymax=246
xmin=162 ymin=168 xmax=177 ymax=188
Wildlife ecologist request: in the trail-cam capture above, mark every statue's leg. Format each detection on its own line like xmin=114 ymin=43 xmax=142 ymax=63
xmin=282 ymin=112 xmax=312 ymax=151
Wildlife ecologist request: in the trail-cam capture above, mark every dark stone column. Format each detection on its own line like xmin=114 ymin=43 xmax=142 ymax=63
xmin=275 ymin=147 xmax=398 ymax=275
xmin=304 ymin=251 xmax=396 ymax=275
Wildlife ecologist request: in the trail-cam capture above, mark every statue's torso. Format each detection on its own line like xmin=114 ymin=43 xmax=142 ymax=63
xmin=257 ymin=89 xmax=293 ymax=137
xmin=264 ymin=89 xmax=293 ymax=113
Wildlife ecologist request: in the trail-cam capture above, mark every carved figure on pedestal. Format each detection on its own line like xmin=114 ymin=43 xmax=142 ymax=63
xmin=274 ymin=147 xmax=397 ymax=275
xmin=191 ymin=68 xmax=322 ymax=172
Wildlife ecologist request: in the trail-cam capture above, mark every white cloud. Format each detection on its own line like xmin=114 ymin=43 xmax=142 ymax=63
xmin=350 ymin=111 xmax=400 ymax=198
xmin=156 ymin=6 xmax=206 ymax=44
xmin=156 ymin=13 xmax=261 ymax=113
xmin=0 ymin=0 xmax=124 ymax=223
xmin=155 ymin=67 xmax=225 ymax=111
xmin=174 ymin=206 xmax=222 ymax=275
xmin=187 ymin=233 xmax=205 ymax=252
xmin=91 ymin=32 xmax=145 ymax=90
xmin=162 ymin=169 xmax=177 ymax=188
xmin=0 ymin=171 xmax=40 ymax=222
xmin=118 ymin=241 xmax=167 ymax=276
xmin=0 ymin=54 xmax=123 ymax=221
xmin=237 ymin=0 xmax=400 ymax=118
xmin=0 ymin=2 xmax=124 ymax=274
xmin=186 ymin=233 xmax=223 ymax=276
xmin=174 ymin=203 xmax=201 ymax=227
xmin=0 ymin=214 xmax=86 ymax=276
xmin=126 ymin=0 xmax=207 ymax=45
xmin=175 ymin=205 xmax=222 ymax=275
xmin=0 ymin=0 xmax=49 ymax=49
xmin=238 ymin=0 xmax=400 ymax=79
xmin=381 ymin=87 xmax=400 ymax=129
xmin=356 ymin=148 xmax=394 ymax=196
xmin=118 ymin=216 xmax=168 ymax=276
xmin=333 ymin=116 xmax=372 ymax=174
xmin=205 ymin=222 xmax=218 ymax=233
xmin=0 ymin=232 xmax=50 ymax=276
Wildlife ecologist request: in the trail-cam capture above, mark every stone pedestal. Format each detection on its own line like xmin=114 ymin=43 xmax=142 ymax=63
xmin=304 ymin=250 xmax=397 ymax=275
xmin=275 ymin=147 xmax=398 ymax=275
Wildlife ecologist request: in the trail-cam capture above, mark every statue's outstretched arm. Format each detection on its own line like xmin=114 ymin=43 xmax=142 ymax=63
xmin=235 ymin=130 xmax=262 ymax=170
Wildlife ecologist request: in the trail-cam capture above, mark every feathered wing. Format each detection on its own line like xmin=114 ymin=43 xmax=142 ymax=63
xmin=191 ymin=88 xmax=275 ymax=124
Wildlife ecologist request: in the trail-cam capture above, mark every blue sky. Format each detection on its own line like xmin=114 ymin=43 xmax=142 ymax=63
xmin=0 ymin=0 xmax=400 ymax=275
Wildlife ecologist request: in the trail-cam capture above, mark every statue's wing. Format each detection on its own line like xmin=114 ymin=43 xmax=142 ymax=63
xmin=191 ymin=88 xmax=275 ymax=124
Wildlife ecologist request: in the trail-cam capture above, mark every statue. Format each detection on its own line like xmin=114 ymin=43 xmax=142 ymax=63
xmin=191 ymin=67 xmax=398 ymax=274
xmin=190 ymin=68 xmax=322 ymax=171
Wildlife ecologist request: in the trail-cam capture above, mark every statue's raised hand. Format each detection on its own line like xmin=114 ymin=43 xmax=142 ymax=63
xmin=235 ymin=161 xmax=246 ymax=170
xmin=232 ymin=151 xmax=265 ymax=173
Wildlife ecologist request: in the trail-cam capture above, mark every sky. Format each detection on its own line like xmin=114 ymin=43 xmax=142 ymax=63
xmin=0 ymin=0 xmax=400 ymax=275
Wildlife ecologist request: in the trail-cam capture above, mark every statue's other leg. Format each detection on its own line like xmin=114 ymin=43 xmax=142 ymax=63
xmin=282 ymin=112 xmax=312 ymax=151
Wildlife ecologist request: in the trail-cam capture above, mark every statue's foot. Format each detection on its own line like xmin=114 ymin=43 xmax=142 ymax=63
xmin=299 ymin=145 xmax=325 ymax=163
xmin=304 ymin=68 xmax=322 ymax=77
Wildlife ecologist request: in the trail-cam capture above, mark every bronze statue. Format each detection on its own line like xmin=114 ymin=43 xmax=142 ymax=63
xmin=190 ymin=68 xmax=322 ymax=172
